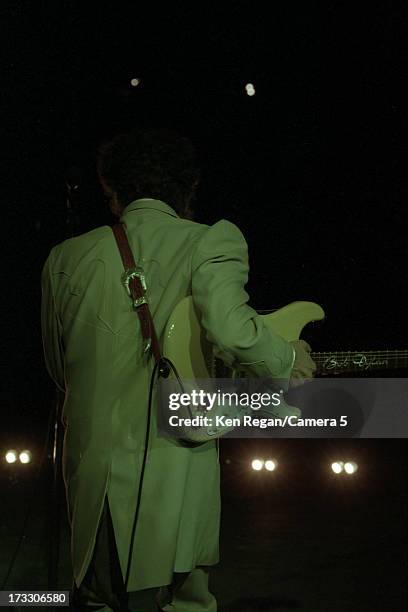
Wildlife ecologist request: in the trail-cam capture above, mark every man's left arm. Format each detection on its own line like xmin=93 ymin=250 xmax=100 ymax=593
xmin=41 ymin=249 xmax=65 ymax=393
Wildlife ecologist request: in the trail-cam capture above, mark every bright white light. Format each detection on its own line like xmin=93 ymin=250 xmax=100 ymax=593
xmin=264 ymin=459 xmax=277 ymax=472
xmin=344 ymin=461 xmax=358 ymax=474
xmin=130 ymin=78 xmax=140 ymax=87
xmin=245 ymin=83 xmax=256 ymax=96
xmin=331 ymin=461 xmax=344 ymax=474
xmin=5 ymin=450 xmax=18 ymax=464
xmin=19 ymin=451 xmax=32 ymax=464
xmin=251 ymin=459 xmax=264 ymax=471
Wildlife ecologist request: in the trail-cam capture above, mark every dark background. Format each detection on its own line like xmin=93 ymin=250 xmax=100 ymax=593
xmin=2 ymin=3 xmax=407 ymax=396
xmin=0 ymin=3 xmax=407 ymax=609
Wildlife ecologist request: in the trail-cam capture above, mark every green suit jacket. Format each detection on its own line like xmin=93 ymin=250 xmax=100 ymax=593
xmin=41 ymin=198 xmax=294 ymax=591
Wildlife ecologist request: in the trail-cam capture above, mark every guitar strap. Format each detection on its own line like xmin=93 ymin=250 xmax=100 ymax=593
xmin=111 ymin=222 xmax=169 ymax=376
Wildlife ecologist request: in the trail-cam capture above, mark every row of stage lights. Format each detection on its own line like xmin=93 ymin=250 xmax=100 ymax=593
xmin=4 ymin=450 xmax=32 ymax=465
xmin=250 ymin=458 xmax=359 ymax=475
xmin=3 ymin=450 xmax=358 ymax=475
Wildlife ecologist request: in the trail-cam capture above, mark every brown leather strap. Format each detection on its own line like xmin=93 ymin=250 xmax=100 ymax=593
xmin=111 ymin=222 xmax=162 ymax=365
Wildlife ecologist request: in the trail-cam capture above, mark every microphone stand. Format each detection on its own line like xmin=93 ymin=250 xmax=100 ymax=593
xmin=65 ymin=172 xmax=81 ymax=238
xmin=47 ymin=172 xmax=81 ymax=601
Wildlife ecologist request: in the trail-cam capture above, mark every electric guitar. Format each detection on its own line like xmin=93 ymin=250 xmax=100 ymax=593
xmin=163 ymin=297 xmax=408 ymax=378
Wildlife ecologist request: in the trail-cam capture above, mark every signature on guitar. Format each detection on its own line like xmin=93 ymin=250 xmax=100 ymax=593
xmin=323 ymin=353 xmax=389 ymax=371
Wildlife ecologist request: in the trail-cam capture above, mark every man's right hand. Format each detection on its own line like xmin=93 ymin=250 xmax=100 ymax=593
xmin=289 ymin=339 xmax=317 ymax=387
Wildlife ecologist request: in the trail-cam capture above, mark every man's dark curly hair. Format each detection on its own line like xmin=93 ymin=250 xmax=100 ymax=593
xmin=97 ymin=128 xmax=200 ymax=217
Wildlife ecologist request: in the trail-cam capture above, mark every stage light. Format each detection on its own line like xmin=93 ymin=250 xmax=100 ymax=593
xmin=264 ymin=459 xmax=277 ymax=472
xmin=19 ymin=451 xmax=32 ymax=464
xmin=344 ymin=461 xmax=358 ymax=474
xmin=331 ymin=461 xmax=344 ymax=474
xmin=5 ymin=450 xmax=18 ymax=464
xmin=245 ymin=83 xmax=256 ymax=96
xmin=130 ymin=78 xmax=141 ymax=87
xmin=251 ymin=459 xmax=264 ymax=471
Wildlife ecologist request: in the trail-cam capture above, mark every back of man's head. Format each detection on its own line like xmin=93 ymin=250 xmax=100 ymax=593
xmin=97 ymin=127 xmax=200 ymax=218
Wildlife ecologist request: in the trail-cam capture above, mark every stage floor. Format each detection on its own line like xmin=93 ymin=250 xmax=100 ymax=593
xmin=0 ymin=455 xmax=406 ymax=611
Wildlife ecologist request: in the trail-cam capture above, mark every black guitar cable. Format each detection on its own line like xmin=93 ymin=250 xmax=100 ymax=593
xmin=123 ymin=355 xmax=184 ymax=591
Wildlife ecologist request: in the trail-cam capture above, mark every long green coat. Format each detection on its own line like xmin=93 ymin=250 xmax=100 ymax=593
xmin=41 ymin=198 xmax=294 ymax=591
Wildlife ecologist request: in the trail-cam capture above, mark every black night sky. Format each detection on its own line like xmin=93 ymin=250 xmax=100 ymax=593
xmin=0 ymin=3 xmax=407 ymax=609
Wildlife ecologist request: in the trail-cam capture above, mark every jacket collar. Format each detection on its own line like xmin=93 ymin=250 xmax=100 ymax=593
xmin=120 ymin=198 xmax=179 ymax=220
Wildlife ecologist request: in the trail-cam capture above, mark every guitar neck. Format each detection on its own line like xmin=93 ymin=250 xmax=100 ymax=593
xmin=312 ymin=350 xmax=408 ymax=374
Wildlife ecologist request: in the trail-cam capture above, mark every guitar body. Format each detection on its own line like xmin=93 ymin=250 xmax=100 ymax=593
xmin=163 ymin=297 xmax=325 ymax=379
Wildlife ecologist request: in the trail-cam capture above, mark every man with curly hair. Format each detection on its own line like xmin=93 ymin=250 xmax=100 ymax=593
xmin=41 ymin=128 xmax=315 ymax=611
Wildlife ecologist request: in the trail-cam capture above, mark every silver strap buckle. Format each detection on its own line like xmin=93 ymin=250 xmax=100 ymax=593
xmin=122 ymin=266 xmax=148 ymax=309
